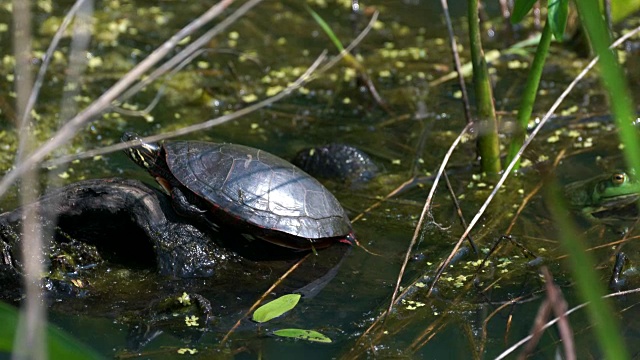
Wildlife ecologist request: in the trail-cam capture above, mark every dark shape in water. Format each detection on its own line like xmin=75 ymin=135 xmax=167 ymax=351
xmin=292 ymin=143 xmax=379 ymax=185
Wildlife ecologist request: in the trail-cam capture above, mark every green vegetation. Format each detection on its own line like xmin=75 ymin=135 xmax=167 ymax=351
xmin=253 ymin=294 xmax=332 ymax=343
xmin=0 ymin=302 xmax=103 ymax=359
xmin=468 ymin=0 xmax=501 ymax=173
xmin=272 ymin=329 xmax=332 ymax=343
xmin=505 ymin=0 xmax=566 ymax=168
xmin=252 ymin=293 xmax=301 ymax=323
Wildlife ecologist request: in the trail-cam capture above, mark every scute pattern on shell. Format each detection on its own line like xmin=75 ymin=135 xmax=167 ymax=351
xmin=164 ymin=141 xmax=352 ymax=240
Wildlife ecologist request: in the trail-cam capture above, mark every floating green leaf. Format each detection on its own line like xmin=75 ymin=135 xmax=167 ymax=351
xmin=511 ymin=0 xmax=537 ymax=23
xmin=273 ymin=328 xmax=332 ymax=343
xmin=252 ymin=294 xmax=301 ymax=323
xmin=0 ymin=301 xmax=103 ymax=359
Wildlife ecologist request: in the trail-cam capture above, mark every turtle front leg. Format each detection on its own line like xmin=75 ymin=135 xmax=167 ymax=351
xmin=171 ymin=187 xmax=206 ymax=216
xmin=171 ymin=188 xmax=219 ymax=231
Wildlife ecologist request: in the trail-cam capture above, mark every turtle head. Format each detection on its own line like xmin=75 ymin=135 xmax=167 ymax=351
xmin=122 ymin=132 xmax=162 ymax=171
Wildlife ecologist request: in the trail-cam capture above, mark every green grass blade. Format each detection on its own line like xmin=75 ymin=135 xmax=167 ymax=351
xmin=570 ymin=4 xmax=638 ymax=355
xmin=575 ymin=0 xmax=640 ymax=175
xmin=306 ymin=5 xmax=345 ymax=52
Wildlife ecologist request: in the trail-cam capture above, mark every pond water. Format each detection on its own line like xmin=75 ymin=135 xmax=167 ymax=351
xmin=2 ymin=0 xmax=640 ymax=358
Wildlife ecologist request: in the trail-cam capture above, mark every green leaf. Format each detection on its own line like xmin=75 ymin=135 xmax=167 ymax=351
xmin=252 ymin=294 xmax=301 ymax=323
xmin=0 ymin=301 xmax=104 ymax=359
xmin=273 ymin=328 xmax=332 ymax=343
xmin=511 ymin=0 xmax=537 ymax=23
xmin=548 ymin=0 xmax=569 ymax=41
xmin=306 ymin=5 xmax=345 ymax=52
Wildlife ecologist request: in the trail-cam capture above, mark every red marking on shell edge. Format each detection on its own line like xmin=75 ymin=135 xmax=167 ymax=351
xmin=200 ymin=193 xmax=352 ymax=250
xmin=340 ymin=233 xmax=357 ymax=246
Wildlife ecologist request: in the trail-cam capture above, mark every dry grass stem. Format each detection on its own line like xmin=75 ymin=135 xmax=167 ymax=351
xmin=388 ymin=122 xmax=473 ymax=314
xmin=0 ymin=0 xmax=244 ymax=199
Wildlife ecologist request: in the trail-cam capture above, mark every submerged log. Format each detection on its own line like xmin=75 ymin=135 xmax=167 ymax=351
xmin=0 ymin=178 xmax=230 ymax=279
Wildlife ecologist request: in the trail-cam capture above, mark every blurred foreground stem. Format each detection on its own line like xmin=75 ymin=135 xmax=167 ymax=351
xmin=547 ymin=182 xmax=628 ymax=360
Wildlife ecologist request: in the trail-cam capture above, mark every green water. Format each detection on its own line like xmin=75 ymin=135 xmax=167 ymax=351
xmin=2 ymin=0 xmax=640 ymax=358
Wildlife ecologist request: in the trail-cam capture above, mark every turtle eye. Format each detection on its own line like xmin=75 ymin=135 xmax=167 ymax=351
xmin=611 ymin=172 xmax=626 ymax=185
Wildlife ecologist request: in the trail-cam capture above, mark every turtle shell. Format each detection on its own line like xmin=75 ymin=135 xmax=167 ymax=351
xmin=163 ymin=141 xmax=353 ymax=243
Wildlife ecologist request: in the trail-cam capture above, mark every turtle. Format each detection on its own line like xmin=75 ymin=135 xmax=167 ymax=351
xmin=122 ymin=133 xmax=355 ymax=250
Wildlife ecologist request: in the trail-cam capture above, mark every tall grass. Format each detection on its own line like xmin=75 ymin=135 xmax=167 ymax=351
xmin=503 ymin=0 xmax=635 ymax=358
xmin=466 ymin=0 xmax=634 ymax=357
xmin=566 ymin=0 xmax=639 ymax=358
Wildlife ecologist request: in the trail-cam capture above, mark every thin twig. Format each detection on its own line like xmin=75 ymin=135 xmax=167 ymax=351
xmin=352 ymin=123 xmax=472 ymax=343
xmin=543 ymin=268 xmax=575 ymax=360
xmin=18 ymin=0 xmax=89 ymax=131
xmin=519 ymin=299 xmax=551 ymax=358
xmin=43 ymin=51 xmax=328 ymax=168
xmin=42 ymin=10 xmax=379 ymax=168
xmin=114 ymin=8 xmax=377 ymax=120
xmin=315 ymin=11 xmax=378 ymax=77
xmin=480 ymin=293 xmax=535 ymax=345
xmin=505 ymin=148 xmax=567 ymax=234
xmin=496 ymin=286 xmax=640 ymax=359
xmin=111 ymin=49 xmax=209 ymax=117
xmin=0 ymin=0 xmax=244 ymax=199
xmin=443 ymin=171 xmax=478 ymax=254
xmin=440 ymin=0 xmax=472 ymax=123
xmin=387 ymin=122 xmax=473 ymax=315
xmin=350 ymin=176 xmax=415 ymax=223
xmin=519 ymin=267 xmax=575 ymax=360
xmin=115 ymin=0 xmax=264 ymax=109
